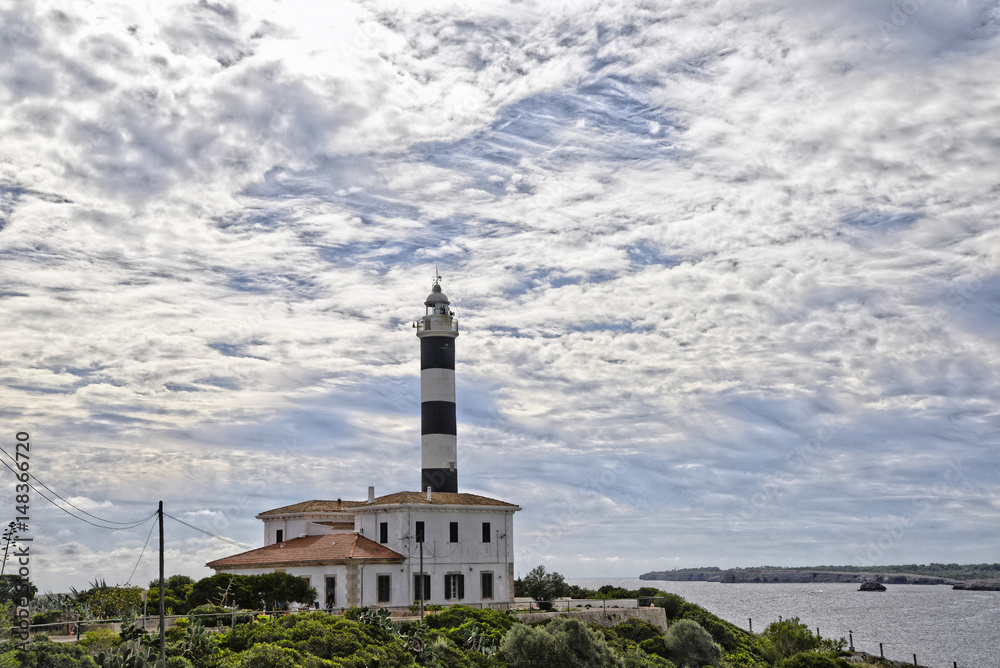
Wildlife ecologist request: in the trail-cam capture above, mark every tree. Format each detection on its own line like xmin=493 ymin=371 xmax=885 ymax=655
xmin=664 ymin=619 xmax=722 ymax=668
xmin=520 ymin=565 xmax=570 ymax=611
xmin=146 ymin=574 xmax=196 ymax=615
xmin=187 ymin=573 xmax=316 ymax=611
xmin=760 ymin=617 xmax=821 ymax=662
xmin=85 ymin=585 xmax=144 ymax=620
xmin=0 ymin=574 xmax=36 ymax=606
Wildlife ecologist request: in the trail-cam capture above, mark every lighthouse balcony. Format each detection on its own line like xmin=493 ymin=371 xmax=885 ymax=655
xmin=416 ymin=316 xmax=459 ymax=334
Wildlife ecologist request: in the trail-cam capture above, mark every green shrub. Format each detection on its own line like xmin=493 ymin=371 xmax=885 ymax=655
xmin=640 ymin=636 xmax=670 ymax=659
xmin=655 ymin=594 xmax=686 ymax=620
xmin=776 ymin=652 xmax=850 ymax=668
xmin=501 ymin=617 xmax=620 ymax=668
xmin=78 ymin=628 xmax=122 ymax=654
xmin=664 ymin=619 xmax=722 ymax=668
xmin=0 ymin=637 xmax=98 ymax=667
xmin=760 ymin=618 xmax=821 ymax=662
xmin=236 ymin=642 xmax=302 ymax=668
xmin=610 ymin=619 xmax=663 ymax=645
xmin=423 ymin=605 xmax=514 ymax=652
xmin=188 ymin=603 xmax=251 ymax=628
xmin=165 ymin=657 xmax=194 ymax=668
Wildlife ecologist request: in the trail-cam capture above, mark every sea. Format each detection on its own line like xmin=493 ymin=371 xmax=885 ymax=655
xmin=567 ymin=577 xmax=999 ymax=668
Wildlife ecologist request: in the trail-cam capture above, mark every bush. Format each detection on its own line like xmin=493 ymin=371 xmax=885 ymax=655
xmin=655 ymin=594 xmax=685 ymax=620
xmin=664 ymin=619 xmax=722 ymax=668
xmin=30 ymin=610 xmax=63 ymax=627
xmin=423 ymin=605 xmax=514 ymax=652
xmin=776 ymin=652 xmax=850 ymax=668
xmin=237 ymin=642 xmax=302 ymax=668
xmin=78 ymin=628 xmax=122 ymax=654
xmin=611 ymin=619 xmax=663 ymax=644
xmin=501 ymin=616 xmax=621 ymax=668
xmin=188 ymin=603 xmax=251 ymax=628
xmin=0 ymin=637 xmax=97 ymax=667
xmin=760 ymin=618 xmax=822 ymax=662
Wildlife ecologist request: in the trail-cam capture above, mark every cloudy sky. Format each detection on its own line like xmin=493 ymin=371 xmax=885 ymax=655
xmin=1 ymin=0 xmax=998 ymax=592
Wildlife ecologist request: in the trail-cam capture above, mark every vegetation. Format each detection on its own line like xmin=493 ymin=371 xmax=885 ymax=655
xmin=515 ymin=565 xmax=570 ymax=610
xmin=0 ymin=568 xmax=886 ymax=668
xmin=0 ymin=574 xmax=36 ymax=606
xmin=185 ymin=572 xmax=315 ymax=611
xmin=146 ymin=575 xmax=197 ymax=616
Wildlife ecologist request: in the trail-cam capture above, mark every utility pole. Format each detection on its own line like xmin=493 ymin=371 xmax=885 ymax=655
xmin=158 ymin=501 xmax=165 ymax=667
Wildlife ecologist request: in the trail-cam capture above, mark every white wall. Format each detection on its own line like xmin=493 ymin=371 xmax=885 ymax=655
xmin=355 ymin=505 xmax=516 ymax=606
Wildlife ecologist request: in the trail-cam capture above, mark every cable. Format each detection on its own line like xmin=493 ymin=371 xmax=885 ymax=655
xmin=0 ymin=446 xmax=152 ymax=526
xmin=163 ymin=512 xmax=253 ymax=550
xmin=125 ymin=516 xmax=158 ymax=586
xmin=0 ymin=457 xmax=155 ymax=530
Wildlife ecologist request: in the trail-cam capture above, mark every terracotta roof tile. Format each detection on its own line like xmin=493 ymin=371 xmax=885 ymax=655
xmin=258 ymin=492 xmax=519 ymax=518
xmin=257 ymin=500 xmax=365 ymax=517
xmin=206 ymin=534 xmax=403 ymax=570
xmin=371 ymin=491 xmax=519 ymax=508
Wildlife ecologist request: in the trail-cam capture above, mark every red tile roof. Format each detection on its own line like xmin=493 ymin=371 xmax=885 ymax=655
xmin=206 ymin=534 xmax=404 ymax=570
xmin=258 ymin=492 xmax=518 ymax=517
xmin=257 ymin=500 xmax=367 ymax=517
xmin=370 ymin=491 xmax=519 ymax=508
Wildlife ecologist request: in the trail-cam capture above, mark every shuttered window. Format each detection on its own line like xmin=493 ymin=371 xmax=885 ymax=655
xmin=377 ymin=575 xmax=391 ymax=603
xmin=413 ymin=574 xmax=431 ymax=601
xmin=480 ymin=572 xmax=493 ymax=599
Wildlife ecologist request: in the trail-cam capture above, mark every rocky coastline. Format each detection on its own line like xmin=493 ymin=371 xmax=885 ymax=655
xmin=951 ymin=579 xmax=1000 ymax=591
xmin=640 ymin=569 xmax=960 ymax=585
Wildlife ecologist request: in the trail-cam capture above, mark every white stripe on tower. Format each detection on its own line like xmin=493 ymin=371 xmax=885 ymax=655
xmin=416 ymin=273 xmax=459 ymax=493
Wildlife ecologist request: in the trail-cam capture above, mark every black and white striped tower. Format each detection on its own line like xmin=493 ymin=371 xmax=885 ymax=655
xmin=416 ymin=272 xmax=459 ymax=493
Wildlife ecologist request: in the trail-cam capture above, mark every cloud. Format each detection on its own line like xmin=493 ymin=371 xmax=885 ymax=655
xmin=1 ymin=0 xmax=998 ymax=589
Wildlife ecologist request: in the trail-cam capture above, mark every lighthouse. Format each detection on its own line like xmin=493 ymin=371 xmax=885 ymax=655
xmin=416 ymin=272 xmax=459 ymax=493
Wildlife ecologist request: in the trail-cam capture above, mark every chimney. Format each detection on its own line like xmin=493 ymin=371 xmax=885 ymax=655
xmin=368 ymin=486 xmax=375 ymax=504
xmin=426 ymin=486 xmax=432 ymax=502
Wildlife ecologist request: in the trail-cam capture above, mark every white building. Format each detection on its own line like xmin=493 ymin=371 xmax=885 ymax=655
xmin=207 ymin=277 xmax=520 ymax=609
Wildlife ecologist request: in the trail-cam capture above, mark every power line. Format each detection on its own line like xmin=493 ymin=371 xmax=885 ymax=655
xmin=0 ymin=455 xmax=155 ymax=530
xmin=0 ymin=445 xmax=151 ymax=525
xmin=125 ymin=515 xmax=158 ymax=586
xmin=163 ymin=512 xmax=253 ymax=550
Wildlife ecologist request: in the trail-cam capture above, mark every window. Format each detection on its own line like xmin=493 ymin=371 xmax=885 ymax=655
xmin=276 ymin=529 xmax=283 ymax=543
xmin=482 ymin=522 xmax=491 ymax=543
xmin=324 ymin=576 xmax=336 ymax=608
xmin=377 ymin=574 xmax=391 ymax=603
xmin=379 ymin=521 xmax=388 ymax=544
xmin=415 ymin=521 xmax=425 ymax=543
xmin=449 ymin=521 xmax=458 ymax=543
xmin=413 ymin=574 xmax=431 ymax=601
xmin=480 ymin=572 xmax=494 ymax=599
xmin=444 ymin=574 xmax=464 ymax=600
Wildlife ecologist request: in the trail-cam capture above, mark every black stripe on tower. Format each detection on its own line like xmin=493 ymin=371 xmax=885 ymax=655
xmin=421 ymin=337 xmax=455 ymax=370
xmin=421 ymin=401 xmax=457 ymax=435
xmin=422 ymin=468 xmax=458 ymax=494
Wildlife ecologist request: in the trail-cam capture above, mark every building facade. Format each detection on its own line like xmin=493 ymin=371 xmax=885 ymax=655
xmin=207 ymin=277 xmax=520 ymax=609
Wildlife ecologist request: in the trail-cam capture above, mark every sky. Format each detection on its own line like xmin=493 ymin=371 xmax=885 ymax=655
xmin=1 ymin=0 xmax=998 ymax=593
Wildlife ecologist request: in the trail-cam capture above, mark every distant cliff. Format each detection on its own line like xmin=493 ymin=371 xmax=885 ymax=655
xmin=640 ymin=569 xmax=959 ymax=585
xmin=952 ymin=579 xmax=1000 ymax=591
